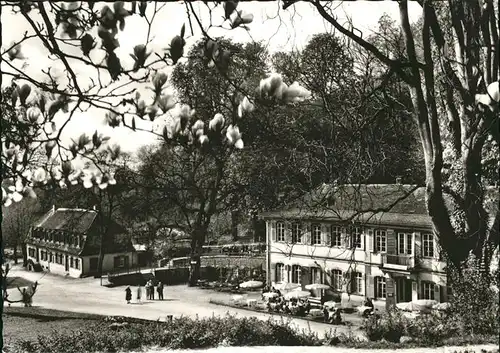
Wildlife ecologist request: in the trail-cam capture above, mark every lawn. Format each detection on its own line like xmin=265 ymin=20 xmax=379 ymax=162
xmin=2 ymin=307 xmax=103 ymax=347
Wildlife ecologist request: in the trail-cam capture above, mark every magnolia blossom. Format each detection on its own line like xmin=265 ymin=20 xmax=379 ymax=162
xmin=33 ymin=167 xmax=48 ymax=184
xmin=238 ymin=96 xmax=255 ymax=118
xmin=170 ymin=117 xmax=182 ymax=136
xmin=259 ymin=74 xmax=287 ymax=100
xmin=7 ymin=41 xmax=26 ymax=61
xmin=283 ymin=82 xmax=311 ymax=103
xmin=26 ymin=106 xmax=43 ymax=124
xmin=157 ymin=94 xmax=175 ymax=113
xmin=199 ymin=134 xmax=209 ymax=145
xmin=68 ymin=168 xmax=83 ymax=185
xmin=226 ymin=124 xmax=244 ymax=149
xmin=475 ymin=81 xmax=499 ymax=112
xmin=44 ymin=121 xmax=57 ymax=135
xmin=82 ymin=170 xmax=94 ymax=189
xmin=191 ymin=119 xmax=205 ymax=137
xmin=209 ymin=113 xmax=225 ymax=131
xmin=229 ymin=10 xmax=254 ymax=29
xmin=152 ymin=71 xmax=168 ymax=92
xmin=23 ymin=186 xmax=37 ymax=199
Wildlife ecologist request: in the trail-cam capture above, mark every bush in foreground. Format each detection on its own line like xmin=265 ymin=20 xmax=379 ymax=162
xmin=9 ymin=314 xmax=322 ymax=353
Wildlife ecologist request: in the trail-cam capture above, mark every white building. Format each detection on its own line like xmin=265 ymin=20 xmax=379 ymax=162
xmin=262 ymin=184 xmax=448 ymax=309
xmin=26 ymin=207 xmax=136 ymax=278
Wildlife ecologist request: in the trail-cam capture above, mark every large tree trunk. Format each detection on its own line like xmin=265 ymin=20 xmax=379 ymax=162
xmin=231 ymin=210 xmax=240 ymax=242
xmin=188 ymin=227 xmax=206 ymax=286
xmin=21 ymin=242 xmax=28 ymax=267
xmin=13 ymin=242 xmax=18 ymax=265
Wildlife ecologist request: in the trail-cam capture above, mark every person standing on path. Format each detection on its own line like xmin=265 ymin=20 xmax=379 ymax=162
xmin=157 ymin=281 xmax=164 ymax=300
xmin=150 ymin=279 xmax=155 ymax=300
xmin=136 ymin=285 xmax=142 ymax=304
xmin=125 ymin=286 xmax=132 ymax=304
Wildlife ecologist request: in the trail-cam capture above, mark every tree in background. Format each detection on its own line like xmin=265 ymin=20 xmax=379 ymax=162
xmin=1 ymin=196 xmax=41 ymax=266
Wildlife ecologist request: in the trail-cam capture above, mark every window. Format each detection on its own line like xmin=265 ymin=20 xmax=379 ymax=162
xmin=49 ymin=253 xmax=53 ymax=262
xmin=311 ymin=224 xmax=322 ymax=245
xmin=375 ymin=230 xmax=387 ymax=252
xmin=375 ymin=276 xmax=386 ymax=299
xmin=275 ymin=263 xmax=285 ymax=282
xmin=310 ymin=267 xmax=322 ymax=284
xmin=28 ymin=248 xmax=35 ymax=257
xmin=291 ymin=223 xmax=302 ymax=243
xmin=276 ymin=222 xmax=285 ymax=242
xmin=351 ymin=272 xmax=363 ymax=294
xmin=74 ymin=258 xmax=79 ymax=270
xmin=114 ymin=256 xmax=126 ymax=268
xmin=70 ymin=257 xmax=74 ymax=268
xmin=331 ymin=269 xmax=343 ymax=291
xmin=330 ymin=226 xmax=342 ymax=247
xmin=422 ymin=234 xmax=434 ymax=257
xmin=291 ymin=265 xmax=301 ymax=283
xmin=350 ymin=227 xmax=362 ymax=249
xmin=421 ymin=281 xmax=435 ymax=300
xmin=398 ymin=232 xmax=412 ymax=255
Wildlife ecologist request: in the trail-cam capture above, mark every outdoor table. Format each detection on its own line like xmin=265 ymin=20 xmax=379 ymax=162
xmin=246 ymin=299 xmax=257 ymax=307
xmin=309 ymin=308 xmax=323 ymax=317
xmin=323 ymin=301 xmax=341 ymax=309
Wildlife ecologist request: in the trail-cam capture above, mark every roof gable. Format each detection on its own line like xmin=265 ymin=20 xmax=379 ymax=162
xmin=36 ymin=208 xmax=97 ymax=233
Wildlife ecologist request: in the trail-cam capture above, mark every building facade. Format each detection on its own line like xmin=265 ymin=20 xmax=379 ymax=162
xmin=262 ymin=184 xmax=449 ymax=309
xmin=26 ymin=207 xmax=136 ymax=278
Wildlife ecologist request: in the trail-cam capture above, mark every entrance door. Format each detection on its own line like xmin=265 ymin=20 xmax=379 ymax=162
xmin=65 ymin=255 xmax=69 ymax=271
xmin=396 ymin=277 xmax=412 ymax=302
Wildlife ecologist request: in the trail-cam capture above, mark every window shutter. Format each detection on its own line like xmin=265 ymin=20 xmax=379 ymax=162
xmin=368 ymin=229 xmax=374 ymax=252
xmin=303 ymin=224 xmax=310 ymax=245
xmin=386 ymin=229 xmax=396 ymax=255
xmin=367 ymin=275 xmax=375 ymax=299
xmin=271 ymin=221 xmax=276 ymax=242
xmin=285 ymin=222 xmax=292 ymax=243
xmin=433 ymin=284 xmax=440 ymax=302
xmin=414 ymin=232 xmax=421 ymax=258
xmin=433 ymin=234 xmax=440 ymax=260
xmin=386 ymin=277 xmax=395 ymax=299
xmin=343 ymin=227 xmax=350 ymax=249
xmin=322 ymin=224 xmax=330 ymax=245
xmin=412 ymin=281 xmax=418 ymax=301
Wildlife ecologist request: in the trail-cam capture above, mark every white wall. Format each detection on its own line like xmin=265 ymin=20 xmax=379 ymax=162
xmin=82 ymin=252 xmax=134 ymax=275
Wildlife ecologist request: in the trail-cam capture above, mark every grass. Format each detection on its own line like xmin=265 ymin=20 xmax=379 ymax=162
xmin=2 ymin=307 xmax=104 ymax=345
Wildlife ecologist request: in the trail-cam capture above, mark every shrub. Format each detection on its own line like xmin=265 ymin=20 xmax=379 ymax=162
xmin=362 ymin=310 xmax=408 ymax=342
xmin=448 ymin=254 xmax=500 ymax=336
xmin=406 ymin=311 xmax=459 ymax=345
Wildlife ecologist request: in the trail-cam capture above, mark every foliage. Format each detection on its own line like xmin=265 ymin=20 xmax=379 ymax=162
xmin=362 ymin=309 xmax=408 ymax=342
xmin=448 ymin=254 xmax=500 ymax=335
xmin=9 ymin=314 xmax=322 ymax=353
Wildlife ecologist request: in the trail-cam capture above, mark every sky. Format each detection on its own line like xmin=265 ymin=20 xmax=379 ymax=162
xmin=1 ymin=1 xmax=422 ymax=155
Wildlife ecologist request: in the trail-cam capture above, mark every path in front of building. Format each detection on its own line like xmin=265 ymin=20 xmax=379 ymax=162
xmin=6 ymin=267 xmax=359 ymax=339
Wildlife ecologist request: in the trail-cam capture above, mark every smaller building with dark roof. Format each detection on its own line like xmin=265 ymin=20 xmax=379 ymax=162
xmin=26 ymin=206 xmax=136 ymax=278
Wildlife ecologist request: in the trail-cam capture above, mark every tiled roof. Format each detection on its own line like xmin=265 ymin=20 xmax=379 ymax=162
xmin=261 ymin=183 xmax=498 ymax=228
xmin=261 ymin=184 xmax=430 ymax=227
xmin=37 ymin=208 xmax=97 ymax=233
xmin=29 ymin=207 xmax=135 ymax=256
xmin=260 ymin=208 xmax=432 ymax=228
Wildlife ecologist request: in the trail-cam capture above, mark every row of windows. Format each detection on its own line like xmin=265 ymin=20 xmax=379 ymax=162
xmin=36 ymin=248 xmax=80 ymax=269
xmin=274 ymin=263 xmax=438 ymax=300
xmin=32 ymin=230 xmax=82 ymax=247
xmin=275 ymin=222 xmax=435 ymax=257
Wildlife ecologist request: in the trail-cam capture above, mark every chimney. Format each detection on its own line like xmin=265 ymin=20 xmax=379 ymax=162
xmin=396 ymin=176 xmax=402 ymax=184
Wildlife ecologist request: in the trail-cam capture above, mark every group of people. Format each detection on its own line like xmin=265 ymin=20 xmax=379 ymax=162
xmin=125 ymin=280 xmax=164 ymax=304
